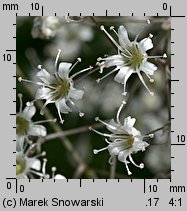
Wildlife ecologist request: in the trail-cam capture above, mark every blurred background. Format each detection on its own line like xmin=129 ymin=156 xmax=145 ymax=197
xmin=16 ymin=16 xmax=171 ymax=179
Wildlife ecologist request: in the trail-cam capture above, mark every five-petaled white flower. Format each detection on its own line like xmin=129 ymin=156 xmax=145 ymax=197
xmin=16 ymin=94 xmax=50 ymax=151
xmin=89 ymin=101 xmax=153 ymax=175
xmin=16 ymin=138 xmax=46 ymax=179
xmin=97 ymin=21 xmax=167 ymax=96
xmin=16 ymin=139 xmax=66 ymax=179
xmin=19 ymin=50 xmax=92 ymax=124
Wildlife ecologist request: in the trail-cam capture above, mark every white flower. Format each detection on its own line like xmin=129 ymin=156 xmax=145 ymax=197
xmin=31 ymin=16 xmax=64 ymax=39
xmin=97 ymin=21 xmax=167 ymax=96
xmin=16 ymin=94 xmax=49 ymax=151
xmin=45 ymin=23 xmax=93 ymax=60
xmin=16 ymin=140 xmax=46 ymax=179
xmin=18 ymin=50 xmax=92 ymax=123
xmin=89 ymin=101 xmax=153 ymax=175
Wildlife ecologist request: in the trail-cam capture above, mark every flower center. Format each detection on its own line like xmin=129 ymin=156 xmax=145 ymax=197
xmin=16 ymin=116 xmax=29 ymax=136
xmin=16 ymin=155 xmax=26 ymax=175
xmin=52 ymin=75 xmax=70 ymax=100
xmin=124 ymin=43 xmax=144 ymax=68
xmin=127 ymin=135 xmax=134 ymax=147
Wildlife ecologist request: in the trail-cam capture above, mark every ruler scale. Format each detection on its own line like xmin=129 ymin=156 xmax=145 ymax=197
xmin=1 ymin=0 xmax=186 ymax=210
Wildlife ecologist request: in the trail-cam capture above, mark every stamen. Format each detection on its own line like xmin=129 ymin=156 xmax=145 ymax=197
xmin=129 ymin=154 xmax=144 ymax=169
xmin=55 ymin=49 xmax=62 ymax=71
xmin=108 ymin=156 xmax=115 ymax=165
xmin=18 ymin=93 xmax=23 ymax=113
xmin=93 ymin=147 xmax=108 ymax=154
xmin=34 ymin=118 xmax=57 ymax=124
xmin=122 ymin=69 xmax=134 ymax=96
xmin=51 ymin=166 xmax=57 ymax=178
xmin=104 ymin=138 xmax=112 ymax=144
xmin=110 ymin=26 xmax=119 ymax=37
xmin=94 ymin=117 xmax=118 ymax=131
xmin=68 ymin=99 xmax=84 ymax=117
xmin=57 ymin=106 xmax=64 ymax=124
xmin=137 ymin=71 xmax=154 ymax=96
xmin=96 ymin=67 xmax=118 ymax=83
xmin=124 ymin=49 xmax=132 ymax=56
xmin=69 ymin=57 xmax=82 ymax=73
xmin=144 ymin=72 xmax=154 ymax=83
xmin=134 ymin=20 xmax=150 ymax=42
xmin=18 ymin=77 xmax=44 ymax=86
xmin=146 ymin=53 xmax=167 ymax=59
xmin=25 ymin=143 xmax=37 ymax=156
xmin=116 ymin=101 xmax=126 ymax=125
xmin=121 ymin=52 xmax=131 ymax=59
xmin=42 ymin=158 xmax=47 ymax=176
xmin=40 ymin=100 xmax=51 ymax=115
xmin=89 ymin=127 xmax=112 ymax=138
xmin=70 ymin=66 xmax=93 ymax=79
xmin=100 ymin=25 xmax=124 ymax=51
xmin=125 ymin=162 xmax=132 ymax=175
xmin=34 ymin=151 xmax=46 ymax=159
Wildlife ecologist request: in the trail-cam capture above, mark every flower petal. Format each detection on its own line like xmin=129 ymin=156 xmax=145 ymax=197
xmin=28 ymin=124 xmax=47 ymax=137
xmin=23 ymin=105 xmax=36 ymax=119
xmin=114 ymin=67 xmax=129 ymax=84
xmin=36 ymin=68 xmax=54 ymax=84
xmin=133 ymin=139 xmax=149 ymax=152
xmin=16 ymin=135 xmax=25 ymax=152
xmin=140 ymin=38 xmax=153 ymax=52
xmin=124 ymin=116 xmax=136 ymax=128
xmin=108 ymin=141 xmax=130 ymax=156
xmin=56 ymin=99 xmax=72 ymax=114
xmin=107 ymin=119 xmax=125 ymax=134
xmin=117 ymin=149 xmax=130 ymax=163
xmin=118 ymin=26 xmax=131 ymax=48
xmin=68 ymin=88 xmax=84 ymax=101
xmin=54 ymin=174 xmax=66 ymax=179
xmin=104 ymin=55 xmax=125 ymax=68
xmin=29 ymin=158 xmax=41 ymax=171
xmin=58 ymin=62 xmax=72 ymax=78
xmin=35 ymin=87 xmax=52 ymax=100
xmin=141 ymin=61 xmax=157 ymax=75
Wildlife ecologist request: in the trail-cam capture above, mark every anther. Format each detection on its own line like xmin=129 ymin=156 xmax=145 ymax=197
xmin=150 ymin=92 xmax=154 ymax=96
xmin=52 ymin=166 xmax=57 ymax=172
xmin=93 ymin=149 xmax=99 ymax=154
xmin=95 ymin=117 xmax=99 ymax=121
xmin=147 ymin=19 xmax=151 ymax=24
xmin=110 ymin=26 xmax=115 ymax=30
xmin=18 ymin=77 xmax=22 ymax=82
xmin=41 ymin=151 xmax=46 ymax=156
xmin=140 ymin=163 xmax=144 ymax=169
xmin=163 ymin=53 xmax=167 ymax=58
xmin=96 ymin=78 xmax=101 ymax=83
xmin=37 ymin=65 xmax=42 ymax=70
xmin=18 ymin=93 xmax=23 ymax=98
xmin=26 ymin=101 xmax=33 ymax=106
xmin=149 ymin=133 xmax=154 ymax=138
xmin=100 ymin=25 xmax=105 ymax=31
xmin=77 ymin=57 xmax=82 ymax=62
xmin=79 ymin=112 xmax=84 ymax=117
